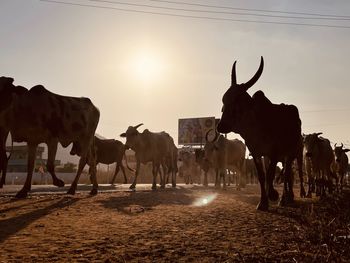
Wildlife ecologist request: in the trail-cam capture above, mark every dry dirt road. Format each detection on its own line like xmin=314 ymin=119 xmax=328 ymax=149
xmin=0 ymin=184 xmax=349 ymax=262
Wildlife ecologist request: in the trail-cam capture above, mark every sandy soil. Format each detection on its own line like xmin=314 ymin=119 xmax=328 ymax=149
xmin=0 ymin=184 xmax=349 ymax=262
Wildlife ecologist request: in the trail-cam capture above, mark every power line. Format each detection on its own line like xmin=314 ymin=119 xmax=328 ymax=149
xmin=149 ymin=0 xmax=350 ymax=19
xmin=40 ymin=0 xmax=350 ymax=29
xmin=301 ymin=108 xmax=350 ymax=113
xmin=88 ymin=0 xmax=350 ymax=21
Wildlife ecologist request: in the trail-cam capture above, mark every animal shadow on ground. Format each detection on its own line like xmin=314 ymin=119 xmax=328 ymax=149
xmin=0 ymin=197 xmax=53 ymax=215
xmin=28 ymin=184 xmax=118 ymax=193
xmin=0 ymin=196 xmax=81 ymax=243
xmin=99 ymin=188 xmax=195 ymax=215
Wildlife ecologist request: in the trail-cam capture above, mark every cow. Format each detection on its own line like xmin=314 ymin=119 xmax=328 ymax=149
xmin=178 ymin=149 xmax=201 ymax=184
xmin=87 ymin=136 xmax=132 ymax=185
xmin=194 ymin=148 xmax=214 ymax=186
xmin=333 ymin=143 xmax=349 ymax=191
xmin=120 ymin=124 xmax=177 ymax=190
xmin=303 ymin=132 xmax=335 ymax=197
xmin=163 ymin=143 xmax=178 ymax=186
xmin=203 ymin=130 xmax=246 ymax=189
xmin=0 ymin=77 xmax=100 ymax=197
xmin=216 ymin=57 xmax=306 ymax=211
xmin=0 ymin=129 xmax=10 ymax=188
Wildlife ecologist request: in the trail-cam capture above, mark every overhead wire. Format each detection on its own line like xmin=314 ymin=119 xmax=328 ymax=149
xmin=87 ymin=0 xmax=350 ymax=21
xmin=40 ymin=0 xmax=350 ymax=29
xmin=148 ymin=0 xmax=350 ymax=19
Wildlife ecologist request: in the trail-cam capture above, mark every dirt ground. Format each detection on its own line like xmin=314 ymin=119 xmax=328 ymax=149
xmin=0 ymin=184 xmax=349 ymax=262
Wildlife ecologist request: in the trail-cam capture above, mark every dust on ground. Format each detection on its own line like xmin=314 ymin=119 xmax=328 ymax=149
xmin=0 ymin=184 xmax=349 ymax=262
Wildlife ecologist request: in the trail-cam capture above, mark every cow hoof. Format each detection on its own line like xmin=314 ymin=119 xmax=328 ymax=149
xmin=129 ymin=184 xmax=136 ymax=190
xmin=256 ymin=201 xmax=268 ymax=211
xmin=90 ymin=189 xmax=98 ymax=195
xmin=67 ymin=188 xmax=76 ymax=195
xmin=279 ymin=195 xmax=293 ymax=206
xmin=151 ymin=185 xmax=157 ymax=191
xmin=15 ymin=190 xmax=28 ymax=199
xmin=172 ymin=184 xmax=176 ymax=188
xmin=53 ymin=179 xmax=65 ymax=188
xmin=268 ymin=189 xmax=279 ymax=202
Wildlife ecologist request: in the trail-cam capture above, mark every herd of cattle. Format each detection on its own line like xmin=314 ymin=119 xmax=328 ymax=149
xmin=0 ymin=56 xmax=348 ymax=211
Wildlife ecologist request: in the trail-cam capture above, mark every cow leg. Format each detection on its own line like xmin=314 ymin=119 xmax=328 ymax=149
xmin=110 ymin=164 xmax=120 ymax=185
xmin=46 ymin=140 xmax=65 ymax=188
xmin=160 ymin=162 xmax=167 ymax=189
xmin=152 ymin=162 xmax=159 ymax=190
xmin=0 ymin=148 xmax=7 ymax=188
xmin=67 ymin=155 xmax=87 ymax=195
xmin=340 ymin=173 xmax=344 ymax=192
xmin=266 ymin=158 xmax=279 ymax=202
xmin=315 ymin=171 xmax=320 ymax=196
xmin=306 ymin=172 xmax=314 ymax=198
xmin=280 ymin=158 xmax=294 ymax=206
xmin=89 ymin=161 xmax=98 ymax=195
xmin=16 ymin=144 xmax=37 ymax=198
xmin=120 ymin=164 xmax=128 ymax=184
xmin=297 ymin=151 xmax=306 ymax=198
xmin=203 ymin=170 xmax=208 ymax=187
xmin=215 ymin=169 xmax=220 ymax=187
xmin=253 ymin=157 xmax=268 ymax=211
xmin=129 ymin=160 xmax=140 ymax=189
xmin=222 ymin=170 xmax=226 ymax=190
xmin=171 ymin=166 xmax=176 ymax=188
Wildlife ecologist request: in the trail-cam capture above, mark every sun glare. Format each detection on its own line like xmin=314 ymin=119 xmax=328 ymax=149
xmin=130 ymin=51 xmax=164 ymax=83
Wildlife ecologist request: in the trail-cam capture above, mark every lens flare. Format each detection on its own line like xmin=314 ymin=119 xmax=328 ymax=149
xmin=193 ymin=193 xmax=217 ymax=207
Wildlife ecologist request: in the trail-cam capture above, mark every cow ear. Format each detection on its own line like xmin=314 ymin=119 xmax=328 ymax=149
xmin=344 ymin=149 xmax=350 ymax=152
xmin=120 ymin=133 xmax=126 ymax=137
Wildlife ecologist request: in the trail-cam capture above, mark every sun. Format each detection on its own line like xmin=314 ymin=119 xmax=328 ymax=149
xmin=130 ymin=51 xmax=164 ymax=83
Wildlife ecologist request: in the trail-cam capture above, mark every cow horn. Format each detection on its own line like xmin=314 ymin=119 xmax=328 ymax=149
xmin=231 ymin=61 xmax=237 ymax=86
xmin=341 ymin=143 xmax=343 ymax=148
xmin=334 ymin=143 xmax=337 ymax=148
xmin=244 ymin=56 xmax=264 ymax=91
xmin=134 ymin=123 xmax=143 ymax=130
xmin=315 ymin=132 xmax=322 ymax=136
xmin=205 ymin=129 xmax=219 ymax=143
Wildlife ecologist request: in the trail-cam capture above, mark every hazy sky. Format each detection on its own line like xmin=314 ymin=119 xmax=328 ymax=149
xmin=1 ymin=0 xmax=350 ymax=150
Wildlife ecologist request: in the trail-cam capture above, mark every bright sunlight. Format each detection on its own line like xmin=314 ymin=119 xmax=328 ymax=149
xmin=129 ymin=50 xmax=164 ymax=83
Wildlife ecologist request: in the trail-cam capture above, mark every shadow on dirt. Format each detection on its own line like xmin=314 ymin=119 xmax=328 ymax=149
xmin=0 ymin=196 xmax=81 ymax=243
xmin=99 ymin=188 xmax=195 ymax=215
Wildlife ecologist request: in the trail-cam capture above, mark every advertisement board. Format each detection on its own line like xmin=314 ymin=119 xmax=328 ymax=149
xmin=178 ymin=117 xmax=217 ymax=145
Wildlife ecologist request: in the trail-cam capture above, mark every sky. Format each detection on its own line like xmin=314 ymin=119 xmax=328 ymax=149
xmin=1 ymin=0 xmax=350 ymax=156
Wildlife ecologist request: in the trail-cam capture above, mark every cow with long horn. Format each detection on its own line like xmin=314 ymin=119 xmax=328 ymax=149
xmin=204 ymin=129 xmax=246 ymax=189
xmin=217 ymin=57 xmax=306 ymax=211
xmin=120 ymin=124 xmax=177 ymax=190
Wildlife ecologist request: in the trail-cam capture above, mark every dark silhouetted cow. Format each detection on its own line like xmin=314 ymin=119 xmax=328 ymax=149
xmin=333 ymin=143 xmax=349 ymax=191
xmin=89 ymin=136 xmax=131 ymax=185
xmin=217 ymin=57 xmax=305 ymax=211
xmin=0 ymin=77 xmax=100 ymax=197
xmin=303 ymin=132 xmax=335 ymax=196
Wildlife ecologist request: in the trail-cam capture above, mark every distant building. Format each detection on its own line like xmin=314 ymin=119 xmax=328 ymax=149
xmin=6 ymin=145 xmax=61 ymax=172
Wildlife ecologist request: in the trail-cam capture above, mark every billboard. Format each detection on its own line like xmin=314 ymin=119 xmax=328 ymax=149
xmin=178 ymin=117 xmax=217 ymax=145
